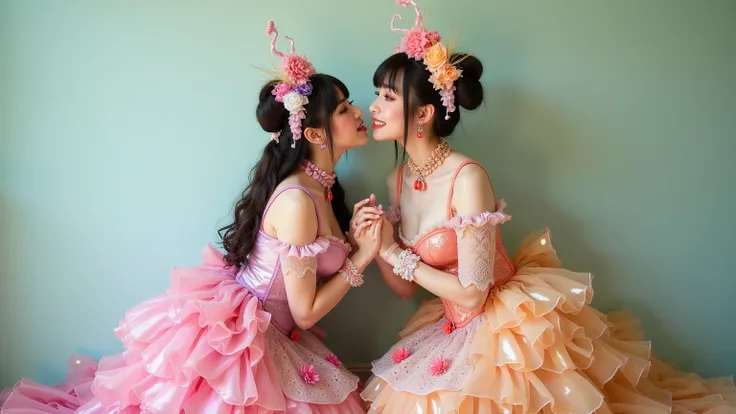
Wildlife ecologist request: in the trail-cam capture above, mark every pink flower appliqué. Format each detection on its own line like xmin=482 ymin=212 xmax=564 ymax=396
xmin=442 ymin=321 xmax=456 ymax=335
xmin=325 ymin=354 xmax=342 ymax=367
xmin=392 ymin=347 xmax=410 ymax=364
xmin=429 ymin=355 xmax=449 ymax=376
xmin=428 ymin=31 xmax=441 ymax=44
xmin=281 ymin=54 xmax=315 ymax=86
xmin=271 ymin=82 xmax=291 ymax=102
xmin=289 ymin=329 xmax=300 ymax=342
xmin=300 ymin=364 xmax=319 ymax=385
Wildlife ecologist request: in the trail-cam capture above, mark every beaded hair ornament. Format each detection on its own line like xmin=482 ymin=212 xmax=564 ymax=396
xmin=257 ymin=20 xmax=317 ymax=148
xmin=390 ymin=0 xmax=465 ymax=120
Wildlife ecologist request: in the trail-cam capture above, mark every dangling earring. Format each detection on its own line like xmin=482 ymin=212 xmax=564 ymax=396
xmin=417 ymin=121 xmax=424 ymax=139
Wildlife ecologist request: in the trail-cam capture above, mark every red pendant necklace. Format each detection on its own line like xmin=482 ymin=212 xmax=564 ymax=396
xmin=407 ymin=140 xmax=451 ymax=191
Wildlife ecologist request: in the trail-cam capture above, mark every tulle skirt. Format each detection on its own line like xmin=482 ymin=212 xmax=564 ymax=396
xmin=1 ymin=245 xmax=365 ymax=414
xmin=361 ymin=229 xmax=736 ymax=414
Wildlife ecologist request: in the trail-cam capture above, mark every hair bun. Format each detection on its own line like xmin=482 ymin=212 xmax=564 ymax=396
xmin=256 ymin=82 xmax=288 ymax=132
xmin=452 ymin=54 xmax=484 ymax=110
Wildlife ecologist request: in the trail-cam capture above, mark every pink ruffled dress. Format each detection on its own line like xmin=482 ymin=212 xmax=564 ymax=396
xmin=360 ymin=161 xmax=736 ymax=414
xmin=1 ymin=185 xmax=366 ymax=414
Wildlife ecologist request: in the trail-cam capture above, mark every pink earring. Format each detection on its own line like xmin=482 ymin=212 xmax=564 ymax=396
xmin=319 ymin=143 xmax=327 ymax=150
xmin=417 ymin=121 xmax=424 ymax=139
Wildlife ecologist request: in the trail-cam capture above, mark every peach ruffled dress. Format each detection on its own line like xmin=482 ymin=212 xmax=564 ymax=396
xmin=360 ymin=162 xmax=736 ymax=414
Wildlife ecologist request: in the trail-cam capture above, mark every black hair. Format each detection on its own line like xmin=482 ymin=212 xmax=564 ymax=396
xmin=218 ymin=74 xmax=351 ymax=268
xmin=373 ymin=52 xmax=484 ymax=161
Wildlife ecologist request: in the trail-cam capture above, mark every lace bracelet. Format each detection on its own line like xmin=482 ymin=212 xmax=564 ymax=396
xmin=338 ymin=258 xmax=364 ymax=288
xmin=393 ymin=249 xmax=420 ymax=282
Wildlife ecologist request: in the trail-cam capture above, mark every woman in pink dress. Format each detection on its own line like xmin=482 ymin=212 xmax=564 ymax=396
xmin=356 ymin=2 xmax=736 ymax=413
xmin=0 ymin=21 xmax=379 ymax=414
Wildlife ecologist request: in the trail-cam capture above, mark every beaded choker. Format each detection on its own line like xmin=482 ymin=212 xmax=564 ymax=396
xmin=301 ymin=160 xmax=336 ymax=201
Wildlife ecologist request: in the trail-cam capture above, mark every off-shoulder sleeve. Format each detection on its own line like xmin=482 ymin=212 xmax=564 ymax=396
xmin=274 ymin=238 xmax=330 ymax=279
xmin=449 ymin=210 xmax=511 ymax=291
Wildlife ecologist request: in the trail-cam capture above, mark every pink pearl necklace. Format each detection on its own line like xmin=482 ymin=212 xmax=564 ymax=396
xmin=301 ymin=160 xmax=336 ymax=201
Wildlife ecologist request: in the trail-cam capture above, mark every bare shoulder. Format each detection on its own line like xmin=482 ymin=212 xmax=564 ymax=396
xmin=264 ymin=181 xmax=319 ymax=245
xmin=443 ymin=151 xmax=479 ymax=170
xmin=443 ymin=152 xmax=488 ymax=183
xmin=447 ymin=153 xmax=496 ymax=216
xmin=455 ymin=162 xmax=491 ymax=189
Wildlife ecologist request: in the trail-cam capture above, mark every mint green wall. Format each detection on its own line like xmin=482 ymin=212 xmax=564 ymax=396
xmin=1 ymin=0 xmax=734 ymax=387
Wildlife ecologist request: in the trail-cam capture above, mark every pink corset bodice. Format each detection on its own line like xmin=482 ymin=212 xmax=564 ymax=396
xmin=236 ymin=185 xmax=351 ymax=335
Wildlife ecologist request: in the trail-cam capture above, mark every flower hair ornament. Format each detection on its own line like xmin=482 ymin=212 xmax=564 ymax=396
xmin=391 ymin=0 xmax=467 ymax=120
xmin=257 ymin=21 xmax=317 ymax=148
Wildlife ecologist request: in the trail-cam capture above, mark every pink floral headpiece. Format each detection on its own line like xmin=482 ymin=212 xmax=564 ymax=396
xmin=391 ymin=0 xmax=464 ymax=120
xmin=262 ymin=21 xmax=316 ymax=148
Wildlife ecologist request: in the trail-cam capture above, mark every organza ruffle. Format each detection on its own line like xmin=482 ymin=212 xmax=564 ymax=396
xmin=363 ymin=229 xmax=734 ymax=413
xmin=444 ymin=203 xmax=511 ymax=231
xmin=1 ymin=244 xmax=365 ymax=414
xmin=1 ymin=366 xmax=365 ymax=414
xmin=0 ymin=355 xmax=97 ymax=414
xmin=398 ymin=202 xmax=511 ymax=247
xmin=270 ymin=237 xmax=332 ymax=258
xmin=608 ymin=310 xmax=736 ymax=414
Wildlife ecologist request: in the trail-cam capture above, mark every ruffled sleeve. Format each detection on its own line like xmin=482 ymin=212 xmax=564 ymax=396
xmin=449 ymin=203 xmax=511 ymax=291
xmin=274 ymin=238 xmax=331 ymax=279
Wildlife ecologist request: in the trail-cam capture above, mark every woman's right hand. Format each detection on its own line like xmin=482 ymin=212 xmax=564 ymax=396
xmin=352 ymin=218 xmax=383 ymax=268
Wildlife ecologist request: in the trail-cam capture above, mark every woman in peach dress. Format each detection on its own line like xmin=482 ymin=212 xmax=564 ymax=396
xmin=355 ymin=1 xmax=736 ymax=413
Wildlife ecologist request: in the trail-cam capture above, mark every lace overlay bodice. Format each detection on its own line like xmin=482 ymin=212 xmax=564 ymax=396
xmin=237 ymin=231 xmax=350 ymax=335
xmin=392 ymin=161 xmax=516 ymax=327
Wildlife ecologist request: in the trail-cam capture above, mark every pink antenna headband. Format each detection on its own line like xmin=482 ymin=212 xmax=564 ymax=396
xmin=261 ymin=20 xmax=316 ymax=148
xmin=390 ymin=0 xmax=463 ymax=120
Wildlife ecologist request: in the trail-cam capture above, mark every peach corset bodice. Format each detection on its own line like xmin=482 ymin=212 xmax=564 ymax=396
xmin=392 ymin=161 xmax=516 ymax=328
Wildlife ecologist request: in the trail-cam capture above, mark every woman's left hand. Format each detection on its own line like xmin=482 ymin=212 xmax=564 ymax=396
xmin=347 ymin=194 xmax=383 ymax=246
